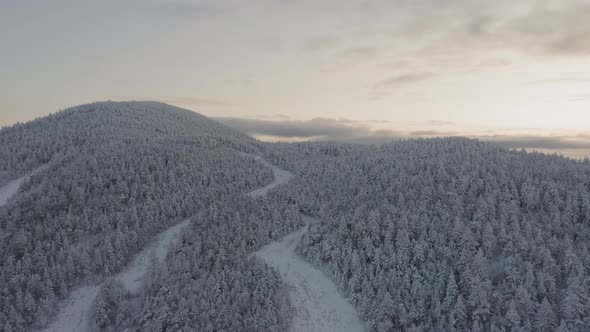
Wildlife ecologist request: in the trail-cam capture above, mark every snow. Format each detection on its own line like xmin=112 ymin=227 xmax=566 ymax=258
xmin=0 ymin=177 xmax=26 ymax=207
xmin=117 ymin=218 xmax=191 ymax=294
xmin=256 ymin=216 xmax=364 ymax=332
xmin=246 ymin=154 xmax=364 ymax=332
xmin=42 ymin=152 xmax=363 ymax=332
xmin=240 ymin=152 xmax=294 ymax=197
xmin=39 ymin=286 xmax=100 ymax=332
xmin=41 ymin=219 xmax=192 ymax=332
xmin=0 ymin=164 xmax=48 ymax=207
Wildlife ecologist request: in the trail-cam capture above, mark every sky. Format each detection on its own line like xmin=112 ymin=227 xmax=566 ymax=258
xmin=1 ymin=0 xmax=590 ymax=157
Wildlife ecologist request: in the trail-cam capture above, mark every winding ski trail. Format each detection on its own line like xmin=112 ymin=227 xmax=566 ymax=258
xmin=240 ymin=152 xmax=294 ymax=197
xmin=256 ymin=216 xmax=364 ymax=332
xmin=41 ymin=218 xmax=191 ymax=332
xmin=41 ymin=286 xmax=100 ymax=332
xmin=117 ymin=219 xmax=191 ymax=294
xmin=246 ymin=155 xmax=364 ymax=332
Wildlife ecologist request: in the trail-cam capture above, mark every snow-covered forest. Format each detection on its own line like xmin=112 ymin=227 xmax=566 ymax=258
xmin=135 ymin=194 xmax=301 ymax=331
xmin=1 ymin=102 xmax=590 ymax=331
xmin=0 ymin=102 xmax=276 ymax=330
xmin=267 ymin=139 xmax=590 ymax=331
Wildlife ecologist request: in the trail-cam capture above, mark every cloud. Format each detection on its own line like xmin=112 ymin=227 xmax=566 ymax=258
xmin=523 ymin=76 xmax=590 ymax=85
xmin=503 ymin=2 xmax=590 ymax=56
xmin=318 ymin=46 xmax=381 ymax=73
xmin=341 ymin=47 xmax=377 ymax=58
xmin=409 ymin=130 xmax=459 ymax=137
xmin=374 ymin=72 xmax=434 ymax=89
xmin=225 ymin=78 xmax=252 ymax=87
xmin=147 ymin=1 xmax=226 ymax=19
xmin=428 ymin=120 xmax=456 ymax=127
xmin=215 ymin=117 xmax=396 ymax=141
xmin=278 ymin=0 xmax=590 ymax=86
xmin=479 ymin=134 xmax=590 ymax=159
xmin=407 ymin=0 xmax=590 ymax=57
xmin=302 ymin=35 xmax=340 ymax=51
xmin=568 ymin=94 xmax=590 ymax=102
xmin=160 ymin=96 xmax=229 ymax=107
xmin=480 ymin=135 xmax=590 ymax=150
xmin=216 ymin=116 xmax=590 ymax=157
xmin=474 ymin=58 xmax=512 ymax=68
xmin=294 ymin=1 xmax=590 ymax=59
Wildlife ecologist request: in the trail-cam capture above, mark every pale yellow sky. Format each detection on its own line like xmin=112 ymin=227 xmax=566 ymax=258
xmin=1 ymin=0 xmax=589 ymax=155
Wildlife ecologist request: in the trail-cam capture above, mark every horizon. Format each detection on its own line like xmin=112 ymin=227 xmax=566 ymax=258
xmin=1 ymin=99 xmax=588 ymax=160
xmin=2 ymin=1 xmax=589 ymax=157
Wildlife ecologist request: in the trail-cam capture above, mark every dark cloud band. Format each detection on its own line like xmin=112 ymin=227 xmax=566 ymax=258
xmin=217 ymin=116 xmax=590 ymax=157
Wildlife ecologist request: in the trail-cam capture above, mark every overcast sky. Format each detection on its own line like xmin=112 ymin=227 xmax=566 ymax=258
xmin=2 ymin=0 xmax=590 ymax=156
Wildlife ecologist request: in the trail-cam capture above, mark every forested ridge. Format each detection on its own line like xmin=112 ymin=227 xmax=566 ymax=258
xmin=268 ymin=139 xmax=590 ymax=331
xmin=2 ymin=102 xmax=590 ymax=331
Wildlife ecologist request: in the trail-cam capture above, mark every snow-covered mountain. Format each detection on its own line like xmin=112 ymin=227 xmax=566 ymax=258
xmin=2 ymin=102 xmax=590 ymax=332
xmin=0 ymin=101 xmax=276 ymax=331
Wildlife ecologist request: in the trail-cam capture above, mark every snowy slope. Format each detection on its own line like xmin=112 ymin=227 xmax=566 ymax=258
xmin=247 ymin=155 xmax=364 ymax=332
xmin=256 ymin=216 xmax=364 ymax=332
xmin=0 ymin=177 xmax=26 ymax=207
xmin=0 ymin=164 xmax=48 ymax=206
xmin=117 ymin=218 xmax=191 ymax=294
xmin=39 ymin=286 xmax=100 ymax=332
xmin=241 ymin=152 xmax=294 ymax=197
xmin=41 ymin=218 xmax=192 ymax=332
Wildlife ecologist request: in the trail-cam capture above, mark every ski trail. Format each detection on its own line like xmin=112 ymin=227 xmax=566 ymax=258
xmin=240 ymin=152 xmax=294 ymax=197
xmin=256 ymin=216 xmax=364 ymax=332
xmin=41 ymin=218 xmax=192 ymax=332
xmin=40 ymin=286 xmax=100 ymax=332
xmin=0 ymin=177 xmax=26 ymax=207
xmin=117 ymin=218 xmax=190 ymax=294
xmin=41 ymin=152 xmax=286 ymax=331
xmin=246 ymin=155 xmax=364 ymax=332
xmin=0 ymin=164 xmax=49 ymax=207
